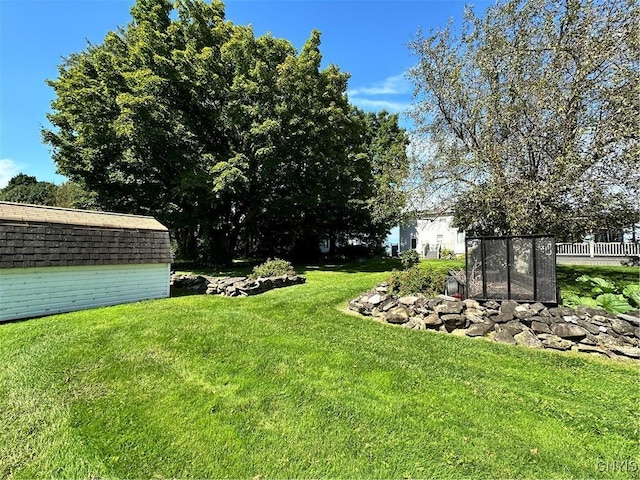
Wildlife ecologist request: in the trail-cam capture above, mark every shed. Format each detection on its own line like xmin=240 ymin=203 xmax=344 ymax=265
xmin=0 ymin=202 xmax=173 ymax=322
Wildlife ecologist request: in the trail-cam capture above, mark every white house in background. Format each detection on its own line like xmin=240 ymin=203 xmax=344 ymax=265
xmin=0 ymin=202 xmax=173 ymax=322
xmin=395 ymin=212 xmax=465 ymax=257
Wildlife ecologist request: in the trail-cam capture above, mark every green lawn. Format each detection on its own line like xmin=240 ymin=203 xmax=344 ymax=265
xmin=0 ymin=260 xmax=638 ymax=478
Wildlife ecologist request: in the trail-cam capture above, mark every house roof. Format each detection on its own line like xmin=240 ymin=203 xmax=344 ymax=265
xmin=0 ymin=202 xmax=167 ymax=231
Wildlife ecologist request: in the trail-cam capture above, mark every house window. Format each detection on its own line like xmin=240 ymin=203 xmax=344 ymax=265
xmin=411 ymin=238 xmax=417 ymax=249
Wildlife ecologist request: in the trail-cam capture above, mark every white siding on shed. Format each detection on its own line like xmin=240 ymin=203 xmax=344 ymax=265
xmin=0 ymin=263 xmax=170 ymax=322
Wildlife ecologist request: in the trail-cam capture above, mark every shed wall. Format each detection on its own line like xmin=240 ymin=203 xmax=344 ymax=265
xmin=0 ymin=263 xmax=170 ymax=322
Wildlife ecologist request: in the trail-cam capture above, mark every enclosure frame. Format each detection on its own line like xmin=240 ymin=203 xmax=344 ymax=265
xmin=465 ymin=235 xmax=557 ymax=304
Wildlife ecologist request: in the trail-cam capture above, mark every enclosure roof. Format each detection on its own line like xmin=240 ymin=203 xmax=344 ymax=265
xmin=0 ymin=202 xmax=167 ymax=231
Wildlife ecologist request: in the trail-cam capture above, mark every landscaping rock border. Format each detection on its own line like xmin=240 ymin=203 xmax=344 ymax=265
xmin=349 ymin=282 xmax=640 ymax=360
xmin=171 ymin=273 xmax=306 ymax=297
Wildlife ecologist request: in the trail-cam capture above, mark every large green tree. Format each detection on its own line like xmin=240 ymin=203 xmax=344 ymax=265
xmin=407 ymin=0 xmax=639 ymax=239
xmin=44 ymin=0 xmax=403 ymax=263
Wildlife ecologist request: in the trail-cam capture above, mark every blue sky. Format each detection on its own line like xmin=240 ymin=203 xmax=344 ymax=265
xmin=0 ymin=0 xmax=489 ymax=187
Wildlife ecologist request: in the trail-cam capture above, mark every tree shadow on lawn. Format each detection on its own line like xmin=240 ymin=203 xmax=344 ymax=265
xmin=172 ymin=260 xmax=257 ymax=278
xmin=174 ymin=257 xmax=404 ymax=277
xmin=303 ymin=257 xmax=403 ymax=273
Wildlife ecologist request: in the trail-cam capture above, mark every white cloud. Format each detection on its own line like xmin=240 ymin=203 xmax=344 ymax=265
xmin=348 ymin=73 xmax=411 ymax=97
xmin=0 ymin=159 xmax=23 ymax=189
xmin=348 ymin=98 xmax=411 ymax=114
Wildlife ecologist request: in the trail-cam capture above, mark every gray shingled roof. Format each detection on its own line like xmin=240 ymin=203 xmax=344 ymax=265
xmin=0 ymin=202 xmax=172 ymax=269
xmin=0 ymin=202 xmax=167 ymax=231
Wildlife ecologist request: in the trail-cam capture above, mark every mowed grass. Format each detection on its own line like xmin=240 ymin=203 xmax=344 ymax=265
xmin=0 ymin=260 xmax=638 ymax=478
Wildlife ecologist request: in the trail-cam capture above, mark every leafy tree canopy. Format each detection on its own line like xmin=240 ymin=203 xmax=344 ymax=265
xmin=44 ymin=0 xmax=409 ymax=263
xmin=407 ymin=0 xmax=639 ymax=240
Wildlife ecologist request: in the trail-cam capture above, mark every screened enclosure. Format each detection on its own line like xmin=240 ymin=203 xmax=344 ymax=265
xmin=465 ymin=236 xmax=557 ymax=304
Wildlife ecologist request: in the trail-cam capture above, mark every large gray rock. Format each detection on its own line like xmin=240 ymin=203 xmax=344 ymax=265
xmin=466 ymin=322 xmax=495 ymax=337
xmin=466 ymin=310 xmax=486 ymax=324
xmin=579 ymin=334 xmax=597 ymax=346
xmin=577 ymin=306 xmax=608 ymax=318
xmin=435 ymin=300 xmax=463 ymax=314
xmin=576 ymin=344 xmax=607 ymax=355
xmin=386 ymin=306 xmax=411 ymax=324
xmin=529 ymin=315 xmax=552 ymax=325
xmin=514 ymin=330 xmax=543 ymax=348
xmin=463 ymin=299 xmax=481 ymax=309
xmin=500 ymin=300 xmax=519 ymax=317
xmin=367 ymin=294 xmax=383 ymax=306
xmin=548 ymin=306 xmax=575 ymax=317
xmin=591 ymin=314 xmax=612 ymax=325
xmin=618 ymin=313 xmax=640 ymax=327
xmin=441 ymin=314 xmax=466 ymax=332
xmin=577 ymin=319 xmax=602 ymax=336
xmin=531 ymin=321 xmax=552 ymax=334
xmin=427 ymin=298 xmax=444 ymax=309
xmin=562 ymin=315 xmax=580 ymax=324
xmin=610 ymin=318 xmax=636 ymax=337
xmin=551 ymin=323 xmax=588 ymax=339
xmin=530 ymin=302 xmax=546 ymax=314
xmin=514 ymin=307 xmax=534 ymax=320
xmin=485 ymin=300 xmax=501 ymax=310
xmin=381 ymin=299 xmax=398 ymax=312
xmin=493 ymin=329 xmax=517 ymax=345
xmin=499 ymin=321 xmax=526 ymax=336
xmin=610 ymin=346 xmax=640 ymax=359
xmin=492 ymin=313 xmax=514 ymax=323
xmin=399 ymin=296 xmax=420 ymax=306
xmin=538 ymin=334 xmax=574 ymax=351
xmin=423 ymin=313 xmax=443 ymax=327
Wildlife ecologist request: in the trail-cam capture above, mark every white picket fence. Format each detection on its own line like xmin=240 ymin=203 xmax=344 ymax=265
xmin=556 ymin=242 xmax=640 ymax=257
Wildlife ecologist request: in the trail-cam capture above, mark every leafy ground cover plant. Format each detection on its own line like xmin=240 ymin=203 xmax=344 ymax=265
xmin=563 ymin=274 xmax=639 ymax=314
xmin=248 ymin=258 xmax=295 ymax=279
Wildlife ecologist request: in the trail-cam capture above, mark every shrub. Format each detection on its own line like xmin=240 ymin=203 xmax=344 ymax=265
xmin=400 ymin=250 xmax=420 ymax=270
xmin=439 ymin=247 xmax=456 ymax=260
xmin=249 ymin=258 xmax=295 ymax=279
xmin=388 ymin=265 xmax=446 ymax=297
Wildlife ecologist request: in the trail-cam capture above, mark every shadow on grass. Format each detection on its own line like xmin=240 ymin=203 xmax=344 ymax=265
xmin=303 ymin=257 xmax=403 ymax=274
xmin=173 ymin=257 xmax=404 ymax=276
xmin=172 ymin=260 xmax=258 ymax=278
xmin=173 ymin=257 xmax=470 ymax=277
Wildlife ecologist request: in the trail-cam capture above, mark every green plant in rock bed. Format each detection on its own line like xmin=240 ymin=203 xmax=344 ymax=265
xmin=399 ymin=249 xmax=420 ymax=270
xmin=248 ymin=258 xmax=295 ymax=279
xmin=562 ymin=274 xmax=639 ymax=314
xmin=388 ymin=265 xmax=446 ymax=297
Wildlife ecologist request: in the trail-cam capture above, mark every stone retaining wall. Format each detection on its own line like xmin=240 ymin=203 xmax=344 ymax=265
xmin=350 ymin=282 xmax=640 ymax=360
xmin=171 ymin=273 xmax=306 ymax=297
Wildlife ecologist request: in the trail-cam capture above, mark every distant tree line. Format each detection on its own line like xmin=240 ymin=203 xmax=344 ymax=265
xmin=43 ymin=0 xmax=409 ymax=264
xmin=0 ymin=174 xmax=95 ymax=210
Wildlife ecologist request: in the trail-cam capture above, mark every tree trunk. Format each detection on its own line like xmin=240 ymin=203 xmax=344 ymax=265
xmin=204 ymin=226 xmax=239 ymax=266
xmin=173 ymin=226 xmax=199 ymax=261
